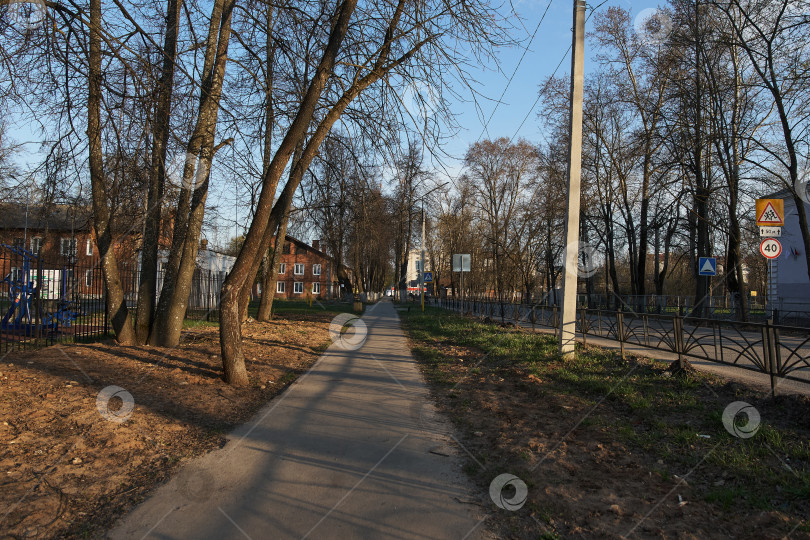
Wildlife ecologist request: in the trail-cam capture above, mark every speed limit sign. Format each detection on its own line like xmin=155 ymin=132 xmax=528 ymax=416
xmin=760 ymin=238 xmax=782 ymax=259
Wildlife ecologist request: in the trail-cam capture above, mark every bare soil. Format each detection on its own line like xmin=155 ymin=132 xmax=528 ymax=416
xmin=0 ymin=314 xmax=332 ymax=539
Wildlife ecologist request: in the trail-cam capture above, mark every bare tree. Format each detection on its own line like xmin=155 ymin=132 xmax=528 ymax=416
xmin=712 ymin=0 xmax=810 ymax=285
xmin=218 ymin=0 xmax=509 ymax=384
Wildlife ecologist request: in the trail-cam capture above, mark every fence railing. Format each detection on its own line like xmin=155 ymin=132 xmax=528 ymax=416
xmin=1 ymin=245 xmax=109 ymax=354
xmin=1 ymin=246 xmax=229 ymax=354
xmin=442 ymin=291 xmax=810 ymax=327
xmin=431 ymin=296 xmax=810 ymax=395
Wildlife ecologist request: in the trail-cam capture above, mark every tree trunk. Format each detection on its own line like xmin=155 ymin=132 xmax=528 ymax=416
xmin=88 ymin=0 xmax=136 ymax=345
xmin=219 ymin=0 xmax=360 ymax=385
xmin=150 ymin=0 xmax=236 ymax=347
xmin=135 ymin=0 xmax=181 ymax=344
xmin=219 ymin=0 xmax=417 ymax=384
xmin=243 ymin=142 xmax=304 ymax=322
xmin=255 ymin=2 xmax=279 ymax=323
xmin=635 ymin=153 xmax=651 ymax=301
xmin=257 ymin=218 xmax=286 ymax=321
xmin=691 ymin=7 xmax=709 ymax=319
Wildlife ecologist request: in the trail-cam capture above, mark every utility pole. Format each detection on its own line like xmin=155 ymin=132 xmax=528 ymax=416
xmin=559 ymin=0 xmax=586 ymax=359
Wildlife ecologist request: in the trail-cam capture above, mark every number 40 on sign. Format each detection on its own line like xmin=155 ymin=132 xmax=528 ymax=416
xmin=760 ymin=238 xmax=782 ymax=259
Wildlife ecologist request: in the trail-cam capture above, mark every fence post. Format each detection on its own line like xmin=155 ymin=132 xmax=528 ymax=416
xmin=674 ymin=315 xmax=684 ymax=370
xmin=643 ymin=314 xmax=649 ymax=347
xmin=617 ymin=311 xmax=625 ymax=360
xmin=580 ymin=308 xmax=586 ymax=345
xmin=36 ymin=257 xmax=43 ymax=341
xmin=765 ymin=318 xmax=778 ymax=398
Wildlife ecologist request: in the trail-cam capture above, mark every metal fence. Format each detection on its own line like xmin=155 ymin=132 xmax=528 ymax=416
xmin=1 ymin=245 xmax=109 ymax=354
xmin=1 ymin=246 xmax=228 ymax=354
xmin=585 ymin=294 xmax=810 ymax=327
xmin=470 ymin=291 xmax=810 ymax=327
xmin=432 ymin=296 xmax=810 ymax=395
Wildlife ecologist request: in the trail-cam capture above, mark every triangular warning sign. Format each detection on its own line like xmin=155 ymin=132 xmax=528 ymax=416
xmin=757 ymin=201 xmax=782 ymax=224
xmin=700 ymin=259 xmax=715 ymax=274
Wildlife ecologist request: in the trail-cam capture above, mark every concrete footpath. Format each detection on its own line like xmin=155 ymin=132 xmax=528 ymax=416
xmin=108 ymin=300 xmax=489 ymax=540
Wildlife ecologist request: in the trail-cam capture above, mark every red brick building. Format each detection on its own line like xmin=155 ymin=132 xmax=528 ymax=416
xmin=0 ymin=204 xmax=106 ymax=298
xmin=0 ymin=203 xmax=180 ymax=301
xmin=1 ymin=204 xmax=346 ymax=304
xmin=260 ymin=235 xmax=346 ymax=300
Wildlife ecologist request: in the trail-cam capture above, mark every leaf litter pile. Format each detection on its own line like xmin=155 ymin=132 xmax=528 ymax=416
xmin=0 ymin=313 xmax=333 ymax=539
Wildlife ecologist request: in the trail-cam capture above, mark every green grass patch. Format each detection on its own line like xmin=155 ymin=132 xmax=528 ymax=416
xmin=400 ymin=306 xmax=810 ymax=532
xmin=248 ymin=299 xmax=359 ymax=317
xmin=183 ymin=318 xmax=219 ymax=328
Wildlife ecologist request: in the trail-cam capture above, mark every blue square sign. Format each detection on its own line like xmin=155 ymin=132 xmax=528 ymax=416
xmin=423 ymin=272 xmax=434 ymax=282
xmin=698 ymin=257 xmax=717 ymax=276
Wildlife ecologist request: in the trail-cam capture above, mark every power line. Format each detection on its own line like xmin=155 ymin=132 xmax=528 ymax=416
xmin=476 ymin=0 xmax=555 ymax=141
xmin=507 ymin=0 xmax=610 ymax=144
xmin=508 ymin=43 xmax=571 ymax=143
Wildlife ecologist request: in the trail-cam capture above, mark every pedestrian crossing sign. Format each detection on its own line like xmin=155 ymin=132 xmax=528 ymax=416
xmin=698 ymin=257 xmax=717 ymax=276
xmin=756 ymin=199 xmax=784 ymax=226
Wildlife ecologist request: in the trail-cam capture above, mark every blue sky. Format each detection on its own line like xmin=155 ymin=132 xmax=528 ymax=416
xmin=432 ymin=0 xmax=664 ymax=175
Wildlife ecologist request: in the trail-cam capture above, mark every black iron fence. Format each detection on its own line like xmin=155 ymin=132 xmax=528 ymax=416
xmin=1 ymin=246 xmax=228 ymax=354
xmin=462 ymin=291 xmax=810 ymax=327
xmin=432 ymin=296 xmax=810 ymax=395
xmin=0 ymin=244 xmax=108 ymax=354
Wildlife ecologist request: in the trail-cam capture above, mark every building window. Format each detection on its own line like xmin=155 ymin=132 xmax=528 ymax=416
xmin=294 ymin=282 xmax=303 ymax=294
xmin=312 ymin=282 xmax=321 ymax=294
xmin=256 ymin=282 xmax=262 ymax=295
xmin=282 ymin=242 xmax=291 ymax=254
xmin=10 ymin=267 xmax=22 ymax=282
xmin=31 ymin=237 xmax=42 ymax=255
xmin=294 ymin=263 xmax=304 ymax=275
xmin=278 ymin=263 xmax=286 ymax=274
xmin=85 ymin=269 xmax=93 ymax=287
xmin=276 ymin=281 xmax=285 ymax=293
xmin=313 ymin=264 xmax=321 ymax=276
xmin=86 ymin=239 xmax=93 ymax=256
xmin=60 ymin=238 xmax=77 ymax=256
xmin=13 ymin=238 xmax=24 ymax=249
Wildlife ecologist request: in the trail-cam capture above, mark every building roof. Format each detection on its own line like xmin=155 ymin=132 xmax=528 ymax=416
xmin=0 ymin=203 xmax=92 ymax=233
xmin=283 ymin=234 xmax=332 ymax=261
xmin=281 ymin=234 xmax=353 ymax=272
xmin=761 ymin=188 xmax=810 ymax=209
xmin=762 ymin=188 xmax=793 ymax=199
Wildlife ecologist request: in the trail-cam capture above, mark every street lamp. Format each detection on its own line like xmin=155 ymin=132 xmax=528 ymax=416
xmin=419 ymin=182 xmax=449 ymax=312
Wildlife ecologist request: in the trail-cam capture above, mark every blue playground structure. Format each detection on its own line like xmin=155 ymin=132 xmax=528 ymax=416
xmin=1 ymin=244 xmax=81 ymax=335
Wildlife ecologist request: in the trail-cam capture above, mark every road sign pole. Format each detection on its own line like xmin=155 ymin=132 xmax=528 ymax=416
xmin=460 ymin=268 xmax=464 ymax=313
xmin=421 ymin=207 xmax=425 ymax=312
xmin=559 ymin=0 xmax=586 ymax=360
xmin=708 ymin=273 xmax=712 ymax=314
xmin=767 ymin=258 xmax=772 ymax=318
